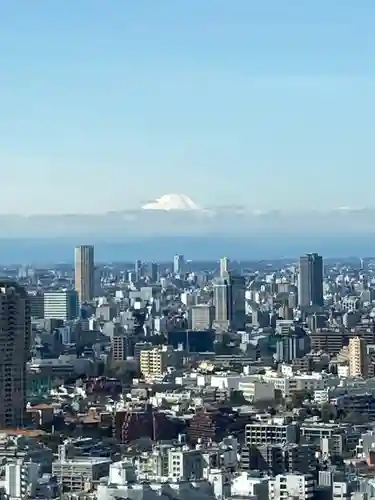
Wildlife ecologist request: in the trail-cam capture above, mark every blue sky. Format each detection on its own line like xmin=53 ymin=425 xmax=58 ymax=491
xmin=0 ymin=1 xmax=374 ymax=214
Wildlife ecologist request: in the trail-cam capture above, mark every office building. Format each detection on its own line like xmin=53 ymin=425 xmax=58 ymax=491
xmin=135 ymin=260 xmax=142 ymax=282
xmin=230 ymin=274 xmax=246 ymax=330
xmin=275 ymin=328 xmax=311 ymax=363
xmin=349 ymin=336 xmax=368 ymax=378
xmin=167 ymin=329 xmax=214 ymax=352
xmin=150 ymin=262 xmax=159 ymax=283
xmin=140 ymin=346 xmax=169 ymax=379
xmin=0 ymin=282 xmax=30 ymax=428
xmin=220 ymin=256 xmax=229 ymax=277
xmin=242 ymin=443 xmax=315 ymax=475
xmin=44 ymin=291 xmax=79 ymax=321
xmin=173 ymin=254 xmax=184 ymax=275
xmin=245 ymin=419 xmax=298 ymax=447
xmin=74 ymin=245 xmax=95 ymax=303
xmin=28 ymin=291 xmax=44 ymax=319
xmin=213 ymin=273 xmax=246 ymax=331
xmin=298 ymin=253 xmax=323 ymax=308
xmin=190 ymin=304 xmax=214 ymax=330
xmin=213 ymin=277 xmax=230 ymax=329
xmin=300 ymin=423 xmax=346 ymax=455
xmin=53 ymin=444 xmax=111 ymax=492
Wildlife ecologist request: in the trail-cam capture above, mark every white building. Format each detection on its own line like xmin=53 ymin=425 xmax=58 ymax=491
xmin=231 ymin=472 xmax=269 ymax=500
xmin=44 ymin=291 xmax=78 ymax=321
xmin=264 ymin=369 xmax=339 ymax=397
xmin=5 ymin=459 xmax=39 ymax=499
xmin=168 ymin=447 xmax=203 ymax=481
xmin=238 ymin=381 xmax=275 ymax=403
xmin=269 ymin=473 xmax=314 ymax=500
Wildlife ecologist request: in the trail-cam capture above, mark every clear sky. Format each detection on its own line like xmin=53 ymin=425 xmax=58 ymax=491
xmin=0 ymin=1 xmax=374 ymax=214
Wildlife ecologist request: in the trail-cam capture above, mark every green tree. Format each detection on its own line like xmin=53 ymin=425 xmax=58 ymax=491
xmin=229 ymin=390 xmax=247 ymax=405
xmin=320 ymin=403 xmax=336 ymax=422
xmin=291 ymin=390 xmax=312 ymax=407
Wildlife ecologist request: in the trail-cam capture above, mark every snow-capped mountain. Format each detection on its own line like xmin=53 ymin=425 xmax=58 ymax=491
xmin=142 ymin=193 xmax=201 ymax=211
xmin=0 ymin=204 xmax=374 ymax=238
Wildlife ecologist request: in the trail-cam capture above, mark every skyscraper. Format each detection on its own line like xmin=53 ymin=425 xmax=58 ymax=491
xmin=219 ymin=257 xmax=229 ymax=277
xmin=213 ymin=273 xmax=246 ymax=331
xmin=135 ymin=260 xmax=142 ymax=282
xmin=150 ymin=262 xmax=159 ymax=283
xmin=230 ymin=274 xmax=246 ymax=330
xmin=298 ymin=253 xmax=323 ymax=308
xmin=173 ymin=254 xmax=184 ymax=275
xmin=74 ymin=245 xmax=95 ymax=303
xmin=0 ymin=282 xmax=30 ymax=427
xmin=213 ymin=277 xmax=231 ymax=330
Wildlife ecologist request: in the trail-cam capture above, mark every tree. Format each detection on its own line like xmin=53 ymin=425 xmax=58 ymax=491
xmin=104 ymin=361 xmax=139 ymax=382
xmin=274 ymin=389 xmax=285 ymax=406
xmin=291 ymin=390 xmax=313 ymax=407
xmin=320 ymin=403 xmax=336 ymax=422
xmin=229 ymin=390 xmax=247 ymax=406
xmin=253 ymin=399 xmax=277 ymax=412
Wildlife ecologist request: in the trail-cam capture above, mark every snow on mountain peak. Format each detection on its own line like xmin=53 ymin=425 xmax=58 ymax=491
xmin=142 ymin=193 xmax=201 ymax=211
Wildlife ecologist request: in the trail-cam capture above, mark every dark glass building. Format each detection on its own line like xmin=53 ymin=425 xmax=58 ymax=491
xmin=298 ymin=253 xmax=323 ymax=308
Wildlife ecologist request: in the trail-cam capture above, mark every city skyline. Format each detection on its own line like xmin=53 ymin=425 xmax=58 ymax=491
xmin=0 ymin=2 xmax=374 ymax=214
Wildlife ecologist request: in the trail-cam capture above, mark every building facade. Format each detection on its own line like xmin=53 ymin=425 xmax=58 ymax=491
xmin=349 ymin=336 xmax=368 ymax=377
xmin=74 ymin=245 xmax=95 ymax=303
xmin=44 ymin=291 xmax=79 ymax=321
xmin=0 ymin=282 xmax=30 ymax=427
xmin=213 ymin=274 xmax=246 ymax=331
xmin=298 ymin=253 xmax=323 ymax=308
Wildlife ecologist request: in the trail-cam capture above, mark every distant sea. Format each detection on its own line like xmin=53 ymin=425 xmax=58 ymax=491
xmin=0 ymin=234 xmax=373 ymax=265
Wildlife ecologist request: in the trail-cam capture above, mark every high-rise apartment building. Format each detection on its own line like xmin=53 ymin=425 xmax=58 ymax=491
xmin=74 ymin=245 xmax=94 ymax=303
xmin=140 ymin=346 xmax=169 ymax=379
xmin=5 ymin=459 xmax=39 ymax=499
xmin=0 ymin=282 xmax=30 ymax=428
xmin=298 ymin=253 xmax=324 ymax=308
xmin=349 ymin=336 xmax=368 ymax=378
xmin=44 ymin=291 xmax=79 ymax=321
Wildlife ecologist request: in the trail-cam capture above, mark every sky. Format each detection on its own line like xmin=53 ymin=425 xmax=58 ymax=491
xmin=0 ymin=1 xmax=374 ymax=214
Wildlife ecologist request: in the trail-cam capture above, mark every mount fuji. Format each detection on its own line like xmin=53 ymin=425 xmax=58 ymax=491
xmin=142 ymin=193 xmax=201 ymax=211
xmin=0 ymin=199 xmax=373 ymax=240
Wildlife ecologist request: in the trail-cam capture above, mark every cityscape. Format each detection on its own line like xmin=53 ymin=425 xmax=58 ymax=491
xmin=0 ymin=247 xmax=374 ymax=499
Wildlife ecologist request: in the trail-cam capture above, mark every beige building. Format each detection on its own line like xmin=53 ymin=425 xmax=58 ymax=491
xmin=74 ymin=245 xmax=95 ymax=303
xmin=349 ymin=336 xmax=368 ymax=377
xmin=0 ymin=282 xmax=30 ymax=427
xmin=190 ymin=304 xmax=214 ymax=330
xmin=140 ymin=346 xmax=169 ymax=379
